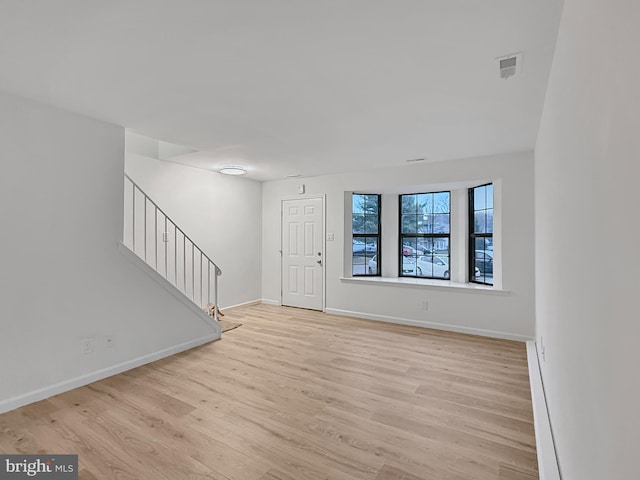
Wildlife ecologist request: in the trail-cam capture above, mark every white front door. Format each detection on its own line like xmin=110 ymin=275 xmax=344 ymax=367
xmin=281 ymin=197 xmax=324 ymax=311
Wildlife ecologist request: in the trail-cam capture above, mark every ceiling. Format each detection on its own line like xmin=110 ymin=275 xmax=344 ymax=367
xmin=0 ymin=1 xmax=562 ymax=181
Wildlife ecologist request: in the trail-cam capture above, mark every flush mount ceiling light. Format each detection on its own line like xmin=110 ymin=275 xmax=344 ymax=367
xmin=219 ymin=166 xmax=247 ymax=176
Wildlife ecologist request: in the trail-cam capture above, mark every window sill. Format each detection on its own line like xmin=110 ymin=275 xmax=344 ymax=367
xmin=339 ymin=276 xmax=509 ymax=295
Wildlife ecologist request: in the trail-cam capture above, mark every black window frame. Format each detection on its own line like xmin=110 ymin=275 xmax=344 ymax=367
xmin=469 ymin=183 xmax=494 ymax=285
xmin=351 ymin=193 xmax=381 ymax=277
xmin=398 ymin=191 xmax=451 ymax=280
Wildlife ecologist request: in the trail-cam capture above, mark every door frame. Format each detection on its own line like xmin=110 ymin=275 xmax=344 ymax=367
xmin=280 ymin=194 xmax=326 ymax=312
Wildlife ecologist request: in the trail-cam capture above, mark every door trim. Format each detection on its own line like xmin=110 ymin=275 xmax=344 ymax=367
xmin=280 ymin=194 xmax=326 ymax=312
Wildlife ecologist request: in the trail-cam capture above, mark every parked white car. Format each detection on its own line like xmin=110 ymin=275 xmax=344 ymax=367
xmin=369 ymin=254 xmax=478 ymax=280
xmin=368 ymin=255 xmax=418 ymax=275
xmin=417 ymin=255 xmax=450 ymax=279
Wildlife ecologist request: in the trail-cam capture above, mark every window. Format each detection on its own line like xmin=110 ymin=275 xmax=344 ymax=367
xmin=469 ymin=183 xmax=493 ymax=285
xmin=400 ymin=192 xmax=451 ymax=279
xmin=352 ymin=194 xmax=380 ymax=276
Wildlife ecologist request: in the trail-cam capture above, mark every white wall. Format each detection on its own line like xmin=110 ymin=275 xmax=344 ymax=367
xmin=262 ymin=151 xmax=535 ymax=340
xmin=0 ymin=92 xmax=218 ymax=412
xmin=535 ymin=0 xmax=640 ymax=478
xmin=125 ymin=144 xmax=263 ymax=309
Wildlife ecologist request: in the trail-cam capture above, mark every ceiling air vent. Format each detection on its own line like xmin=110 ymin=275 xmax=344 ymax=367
xmin=497 ymin=53 xmax=522 ymax=80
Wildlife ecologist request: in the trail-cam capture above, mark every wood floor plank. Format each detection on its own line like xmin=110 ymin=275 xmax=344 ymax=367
xmin=0 ymin=304 xmax=538 ymax=479
xmin=376 ymin=464 xmax=426 ymax=480
xmin=498 ymin=463 xmax=539 ymax=479
xmin=78 ymin=469 xmax=99 ymax=480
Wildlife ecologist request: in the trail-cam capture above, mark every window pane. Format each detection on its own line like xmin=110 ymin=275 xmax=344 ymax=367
xmin=353 ymin=237 xmax=378 ymax=275
xmin=433 ymin=254 xmax=450 ymax=280
xmin=434 ymin=243 xmax=450 ymax=279
xmin=364 ymin=194 xmax=379 ymax=213
xmin=364 ymin=253 xmax=377 ymax=274
xmin=352 ymin=239 xmax=364 ymax=275
xmin=417 ymin=255 xmax=433 ymax=278
xmin=434 ymin=237 xmax=450 ymax=256
xmin=401 ymin=214 xmax=417 ymax=234
xmin=434 ymin=192 xmax=450 ymax=213
xmin=364 ymin=214 xmax=378 ymax=234
xmin=401 ymin=194 xmax=417 ymax=214
xmin=484 ymin=237 xmax=493 ymax=252
xmin=417 ymin=214 xmax=432 ymax=234
xmin=486 ymin=184 xmax=493 ymax=209
xmin=486 ymin=209 xmax=493 ymax=233
xmin=398 ymin=255 xmax=414 ymax=276
xmin=474 ymin=211 xmax=486 ymax=233
xmin=433 ymin=213 xmax=450 ymax=234
xmin=352 ymin=194 xmax=364 ymax=214
xmin=365 ymin=237 xmax=378 ymax=256
xmin=474 ymin=185 xmax=486 ymax=210
xmin=473 ymin=269 xmax=485 ymax=283
xmin=401 ymin=237 xmax=419 ymax=262
xmin=352 ymin=214 xmax=365 ymax=234
xmin=366 ymin=254 xmax=378 ymax=275
xmin=471 ymin=237 xmax=483 ymax=283
xmin=417 ymin=193 xmax=433 ymax=215
xmin=365 ymin=237 xmax=380 ymax=275
xmin=416 ymin=238 xmax=433 ymax=255
xmin=473 ymin=237 xmax=493 ymax=285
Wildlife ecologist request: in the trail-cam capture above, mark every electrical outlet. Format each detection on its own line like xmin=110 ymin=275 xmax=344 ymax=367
xmin=421 ymin=300 xmax=429 ymax=311
xmin=81 ymin=337 xmax=95 ymax=355
xmin=104 ymin=335 xmax=115 ymax=349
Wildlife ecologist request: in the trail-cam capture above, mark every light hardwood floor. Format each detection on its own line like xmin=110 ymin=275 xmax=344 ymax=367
xmin=0 ymin=305 xmax=538 ymax=480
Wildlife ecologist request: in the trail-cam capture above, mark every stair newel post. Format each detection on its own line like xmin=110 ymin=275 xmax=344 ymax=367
xmin=174 ymin=223 xmax=177 ymax=287
xmin=154 ymin=206 xmax=158 ymax=270
xmin=191 ymin=243 xmax=195 ymax=302
xmin=132 ymin=181 xmax=136 ymax=253
xmin=144 ymin=197 xmax=147 ymax=262
xmin=207 ymin=261 xmax=211 ymax=308
xmin=214 ymin=268 xmax=219 ymax=322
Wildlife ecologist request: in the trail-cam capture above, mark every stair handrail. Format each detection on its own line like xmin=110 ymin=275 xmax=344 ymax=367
xmin=123 ymin=173 xmax=222 ymax=321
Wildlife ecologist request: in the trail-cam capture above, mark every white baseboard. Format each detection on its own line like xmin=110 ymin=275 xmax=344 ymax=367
xmin=222 ymin=299 xmax=262 ymax=310
xmin=526 ymin=341 xmax=561 ymax=480
xmin=261 ymin=298 xmax=282 ymax=306
xmin=0 ymin=333 xmax=219 ymax=415
xmin=324 ymin=308 xmax=531 ymax=342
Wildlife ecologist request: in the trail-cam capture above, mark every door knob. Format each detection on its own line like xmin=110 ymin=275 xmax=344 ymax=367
xmin=317 ymin=259 xmax=323 ymax=266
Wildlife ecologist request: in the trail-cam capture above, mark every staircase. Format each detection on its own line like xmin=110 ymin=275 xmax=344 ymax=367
xmin=122 ymin=174 xmax=222 ymax=322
